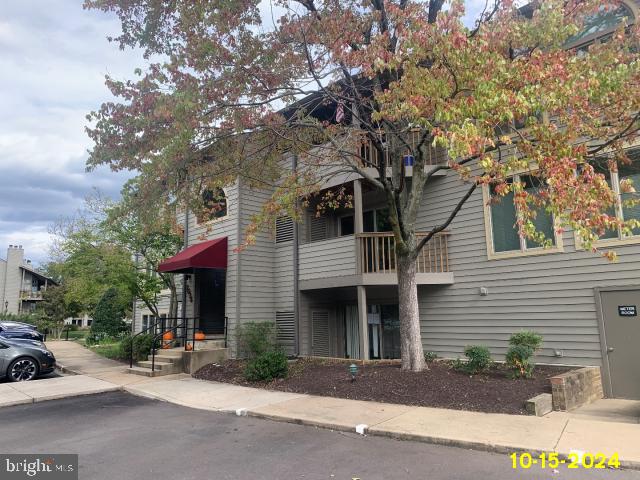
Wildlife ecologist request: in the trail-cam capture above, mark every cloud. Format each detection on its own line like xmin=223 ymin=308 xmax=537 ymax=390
xmin=0 ymin=0 xmax=145 ymax=265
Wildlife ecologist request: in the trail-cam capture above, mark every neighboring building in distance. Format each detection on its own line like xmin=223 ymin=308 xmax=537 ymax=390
xmin=0 ymin=245 xmax=57 ymax=314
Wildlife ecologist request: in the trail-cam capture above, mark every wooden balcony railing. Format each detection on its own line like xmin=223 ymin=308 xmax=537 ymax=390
xmin=357 ymin=129 xmax=448 ymax=168
xmin=20 ymin=290 xmax=43 ymax=300
xmin=356 ymin=232 xmax=450 ymax=274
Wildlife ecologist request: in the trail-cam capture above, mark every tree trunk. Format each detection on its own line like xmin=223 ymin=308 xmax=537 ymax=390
xmin=397 ymin=252 xmax=427 ymax=371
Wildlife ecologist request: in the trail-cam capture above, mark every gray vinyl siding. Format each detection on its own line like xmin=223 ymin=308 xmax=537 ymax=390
xmin=415 ymin=170 xmax=640 ymax=367
xmin=299 ymin=235 xmax=356 ymax=281
xmin=237 ymin=183 xmax=275 ymax=326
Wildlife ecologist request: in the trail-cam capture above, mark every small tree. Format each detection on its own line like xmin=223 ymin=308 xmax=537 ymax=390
xmin=91 ymin=287 xmax=127 ymax=338
xmin=38 ymin=285 xmax=81 ymax=338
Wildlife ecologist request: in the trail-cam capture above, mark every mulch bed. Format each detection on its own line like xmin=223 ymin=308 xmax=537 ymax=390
xmin=194 ymin=358 xmax=570 ymax=415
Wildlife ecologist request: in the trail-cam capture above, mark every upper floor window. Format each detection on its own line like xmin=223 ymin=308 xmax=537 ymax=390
xmin=485 ymin=174 xmax=563 ymax=258
xmin=567 ymin=3 xmax=634 ymax=48
xmin=197 ymin=188 xmax=227 ymax=224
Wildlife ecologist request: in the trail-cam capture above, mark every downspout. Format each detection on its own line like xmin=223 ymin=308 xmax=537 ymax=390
xmin=292 ymin=154 xmax=300 ymax=357
xmin=182 ymin=209 xmax=189 ymax=327
xmin=235 ymin=177 xmax=243 ymax=356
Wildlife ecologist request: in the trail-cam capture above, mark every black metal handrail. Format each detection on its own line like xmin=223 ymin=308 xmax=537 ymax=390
xmin=130 ymin=316 xmax=229 ymax=372
xmin=149 ymin=317 xmax=201 ymax=371
xmin=129 ymin=316 xmax=174 ymax=368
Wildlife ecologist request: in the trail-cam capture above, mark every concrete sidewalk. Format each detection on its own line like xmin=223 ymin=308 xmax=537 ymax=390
xmin=125 ymin=376 xmax=640 ymax=468
xmin=0 ymin=375 xmax=119 ymax=407
xmin=41 ymin=341 xmax=640 ymax=468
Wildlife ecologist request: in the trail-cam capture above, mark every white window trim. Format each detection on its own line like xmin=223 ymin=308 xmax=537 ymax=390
xmin=574 ymin=166 xmax=640 ymax=249
xmin=482 ymin=174 xmax=564 ymax=260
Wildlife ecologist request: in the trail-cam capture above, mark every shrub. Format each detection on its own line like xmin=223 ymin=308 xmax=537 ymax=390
xmin=505 ymin=344 xmax=535 ymax=378
xmin=85 ymin=331 xmax=110 ymax=346
xmin=236 ymin=322 xmax=277 ymax=358
xmin=424 ymin=351 xmax=438 ymax=362
xmin=119 ymin=334 xmax=158 ymax=362
xmin=506 ymin=330 xmax=543 ymax=378
xmin=457 ymin=345 xmax=492 ymax=374
xmin=244 ymin=349 xmax=288 ymax=382
xmin=91 ymin=287 xmax=128 ymax=338
xmin=509 ymin=331 xmax=543 ymax=351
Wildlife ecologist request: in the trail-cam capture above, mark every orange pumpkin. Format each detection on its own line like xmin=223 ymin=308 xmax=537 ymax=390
xmin=194 ymin=332 xmax=206 ymax=341
xmin=162 ymin=331 xmax=174 ymax=341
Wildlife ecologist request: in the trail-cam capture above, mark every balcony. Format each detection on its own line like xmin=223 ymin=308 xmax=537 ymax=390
xmin=298 ymin=232 xmax=453 ymax=290
xmin=20 ymin=290 xmax=43 ymax=301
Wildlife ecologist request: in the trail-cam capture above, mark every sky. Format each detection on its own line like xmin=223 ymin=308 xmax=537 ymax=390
xmin=0 ymin=1 xmax=145 ymax=265
xmin=0 ymin=0 xmax=486 ymax=267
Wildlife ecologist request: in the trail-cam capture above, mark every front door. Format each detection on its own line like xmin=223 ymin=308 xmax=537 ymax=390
xmin=197 ymin=269 xmax=226 ymax=334
xmin=600 ymin=288 xmax=640 ymax=399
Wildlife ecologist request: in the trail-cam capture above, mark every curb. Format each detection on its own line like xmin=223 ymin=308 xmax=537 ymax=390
xmin=54 ymin=363 xmax=80 ymax=376
xmin=243 ymin=409 xmax=640 ymax=470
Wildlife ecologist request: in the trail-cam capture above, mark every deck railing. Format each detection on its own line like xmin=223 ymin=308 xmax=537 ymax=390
xmin=357 ymin=129 xmax=448 ymax=168
xmin=356 ymin=232 xmax=450 ymax=274
xmin=20 ymin=290 xmax=43 ymax=300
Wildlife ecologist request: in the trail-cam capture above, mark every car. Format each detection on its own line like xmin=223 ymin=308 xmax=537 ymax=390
xmin=0 ymin=338 xmax=56 ymax=381
xmin=0 ymin=323 xmax=44 ymax=342
xmin=0 ymin=321 xmax=37 ymax=330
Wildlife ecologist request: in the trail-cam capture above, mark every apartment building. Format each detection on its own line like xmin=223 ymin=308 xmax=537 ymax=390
xmin=136 ymin=1 xmax=640 ymax=399
xmin=0 ymin=245 xmax=56 ymax=314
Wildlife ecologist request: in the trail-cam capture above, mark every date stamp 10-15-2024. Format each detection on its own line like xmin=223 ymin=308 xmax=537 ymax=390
xmin=511 ymin=452 xmax=620 ymax=470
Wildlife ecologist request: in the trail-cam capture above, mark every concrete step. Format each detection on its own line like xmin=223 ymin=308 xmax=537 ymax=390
xmin=148 ymin=354 xmax=183 ymax=364
xmin=126 ymin=366 xmax=176 ymax=377
xmin=137 ymin=361 xmax=181 ymax=373
xmin=193 ymin=339 xmax=226 ymax=350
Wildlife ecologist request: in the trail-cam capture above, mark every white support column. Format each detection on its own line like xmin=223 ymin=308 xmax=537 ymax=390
xmin=357 ymin=285 xmax=369 ymax=360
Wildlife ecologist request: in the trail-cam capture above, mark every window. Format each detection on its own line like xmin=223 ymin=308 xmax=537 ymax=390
xmin=485 ymin=174 xmax=562 ymax=258
xmin=586 ymin=153 xmax=640 ymax=244
xmin=363 ymin=208 xmax=392 ymax=233
xmin=339 ymin=215 xmax=354 ymax=236
xmin=567 ymin=3 xmax=634 ymax=47
xmin=196 ymin=188 xmax=227 ymax=224
xmin=142 ymin=315 xmax=149 ymax=332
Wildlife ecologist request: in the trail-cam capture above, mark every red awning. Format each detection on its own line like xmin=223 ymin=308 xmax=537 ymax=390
xmin=158 ymin=237 xmax=228 ymax=273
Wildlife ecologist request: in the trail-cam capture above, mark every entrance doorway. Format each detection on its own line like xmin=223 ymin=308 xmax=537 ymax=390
xmin=367 ymin=304 xmax=401 ymax=359
xmin=196 ymin=269 xmax=226 ymax=334
xmin=598 ymin=287 xmax=640 ymax=399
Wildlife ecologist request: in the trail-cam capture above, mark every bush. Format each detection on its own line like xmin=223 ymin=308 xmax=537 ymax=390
xmin=505 ymin=345 xmax=535 ymax=378
xmin=424 ymin=351 xmax=438 ymax=362
xmin=456 ymin=345 xmax=492 ymax=374
xmin=119 ymin=334 xmax=158 ymax=362
xmin=506 ymin=330 xmax=543 ymax=378
xmin=91 ymin=287 xmax=128 ymax=338
xmin=244 ymin=349 xmax=288 ymax=382
xmin=236 ymin=322 xmax=277 ymax=358
xmin=509 ymin=331 xmax=543 ymax=351
xmin=85 ymin=331 xmax=110 ymax=346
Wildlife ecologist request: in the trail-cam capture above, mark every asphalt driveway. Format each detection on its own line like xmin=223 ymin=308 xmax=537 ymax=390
xmin=0 ymin=392 xmax=638 ymax=480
